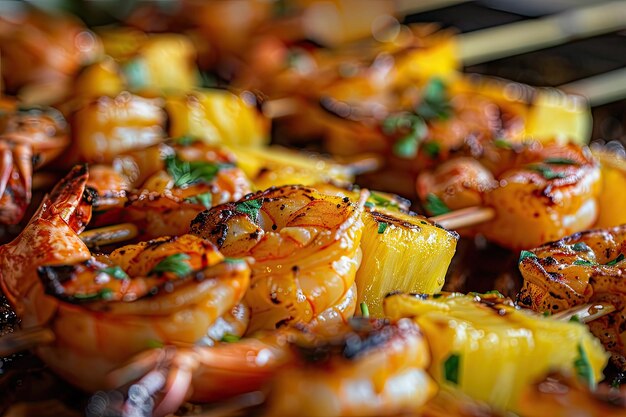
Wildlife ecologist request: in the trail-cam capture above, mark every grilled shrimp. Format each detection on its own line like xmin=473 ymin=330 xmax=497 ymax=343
xmin=0 ymin=166 xmax=251 ymax=393
xmin=418 ymin=141 xmax=601 ymax=250
xmin=517 ymin=225 xmax=626 ymax=369
xmin=104 ymin=317 xmax=433 ymax=417
xmin=190 ymin=185 xmax=366 ymax=333
xmin=89 ymin=140 xmax=252 ymax=240
xmin=0 ymin=106 xmax=69 ymax=224
xmin=264 ymin=318 xmax=435 ymax=417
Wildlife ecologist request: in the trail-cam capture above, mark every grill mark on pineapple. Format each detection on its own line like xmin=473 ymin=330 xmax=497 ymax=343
xmin=369 ymin=211 xmax=420 ymax=230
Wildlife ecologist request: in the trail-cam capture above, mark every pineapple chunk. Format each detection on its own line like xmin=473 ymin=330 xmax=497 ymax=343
xmin=591 ymin=147 xmax=626 ymax=228
xmin=357 ymin=207 xmax=457 ymax=317
xmin=228 ymin=145 xmax=354 ymax=189
xmin=166 ymin=89 xmax=269 ymax=149
xmin=384 ymin=293 xmax=609 ymax=413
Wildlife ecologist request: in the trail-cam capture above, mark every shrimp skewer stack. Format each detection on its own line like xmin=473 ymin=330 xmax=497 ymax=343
xmin=518 ymin=224 xmax=626 ymax=370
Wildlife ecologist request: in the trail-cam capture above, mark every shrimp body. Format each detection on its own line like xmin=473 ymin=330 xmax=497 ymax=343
xmin=517 ymin=225 xmax=626 ymax=368
xmin=190 ymin=185 xmax=366 ymax=333
xmin=90 ymin=140 xmax=252 ymax=239
xmin=264 ymin=318 xmax=436 ymax=417
xmin=0 ymin=167 xmax=251 ymax=393
xmin=0 ymin=106 xmax=70 ymax=224
xmin=418 ymin=141 xmax=601 ymax=250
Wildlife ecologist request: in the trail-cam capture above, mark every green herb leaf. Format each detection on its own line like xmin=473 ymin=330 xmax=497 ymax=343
xmin=99 ymin=266 xmax=128 ymax=280
xmin=221 ymin=333 xmax=241 ymax=343
xmin=235 ymin=199 xmax=263 ymax=222
xmin=443 ymin=353 xmax=460 ymax=384
xmin=224 ymin=257 xmax=246 ymax=264
xmin=416 ymin=78 xmax=451 ymax=121
xmin=611 ymin=376 xmax=623 ymax=389
xmin=423 ymin=141 xmax=440 ymax=158
xmin=185 ymin=192 xmax=213 ymax=209
xmin=605 ymin=253 xmax=624 ymax=266
xmin=519 ymin=250 xmax=538 ymax=262
xmin=165 ymin=155 xmax=227 ymax=188
xmin=175 ymin=135 xmax=197 ymax=147
xmin=360 ymin=302 xmax=370 ymax=318
xmin=569 ymin=315 xmax=580 ymax=323
xmin=483 ymin=290 xmax=505 ymax=298
xmin=424 ymin=193 xmax=450 ymax=216
xmin=572 ymin=242 xmax=590 ymax=252
xmin=542 ymin=311 xmax=552 ymax=317
xmin=494 ymin=138 xmax=512 ymax=149
xmin=150 ymin=253 xmax=192 ymax=277
xmin=369 ymin=192 xmax=401 ymax=209
xmin=544 ymin=157 xmax=578 ymax=165
xmin=73 ymin=288 xmax=115 ymax=301
xmin=529 ymin=164 xmax=567 ymax=180
xmin=393 ymin=135 xmax=419 ymax=158
xmin=377 ymin=222 xmax=388 ymax=234
xmin=573 ymin=259 xmax=596 ymax=266
xmin=574 ymin=344 xmax=594 ymax=388
xmin=364 ymin=201 xmax=375 ymax=209
xmin=146 ymin=339 xmax=164 ymax=349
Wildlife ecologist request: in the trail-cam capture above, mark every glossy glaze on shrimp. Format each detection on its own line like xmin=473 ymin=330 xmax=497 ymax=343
xmin=89 ymin=140 xmax=252 ymax=239
xmin=517 ymin=224 xmax=626 ymax=369
xmin=418 ymin=141 xmax=601 ymax=250
xmin=190 ymin=185 xmax=366 ymax=334
xmin=264 ymin=317 xmax=435 ymax=417
xmin=0 ymin=166 xmax=251 ymax=393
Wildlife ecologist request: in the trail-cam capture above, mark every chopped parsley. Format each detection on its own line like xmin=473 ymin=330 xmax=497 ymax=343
xmin=443 ymin=353 xmax=460 ymax=384
xmin=494 ymin=138 xmax=512 ymax=149
xmin=544 ymin=157 xmax=578 ymax=165
xmin=572 ymin=242 xmax=590 ymax=252
xmin=165 ymin=155 xmax=227 ymax=188
xmin=73 ymin=288 xmax=114 ymax=301
xmin=221 ymin=334 xmax=241 ymax=343
xmin=424 ymin=193 xmax=450 ymax=216
xmin=529 ymin=164 xmax=567 ymax=180
xmin=150 ymin=253 xmax=192 ymax=277
xmin=383 ymin=113 xmax=427 ymax=159
xmin=146 ymin=339 xmax=164 ymax=349
xmin=605 ymin=253 xmax=624 ymax=266
xmin=377 ymin=222 xmax=388 ymax=234
xmin=184 ymin=192 xmax=213 ymax=209
xmin=99 ymin=265 xmax=128 ymax=280
xmin=423 ymin=141 xmax=441 ymax=158
xmin=519 ymin=250 xmax=538 ymax=262
xmin=573 ymin=259 xmax=596 ymax=266
xmin=235 ymin=199 xmax=263 ymax=222
xmin=542 ymin=311 xmax=552 ymax=317
xmin=569 ymin=315 xmax=580 ymax=323
xmin=368 ymin=192 xmax=401 ymax=210
xmin=483 ymin=290 xmax=505 ymax=297
xmin=415 ymin=78 xmax=451 ymax=121
xmin=574 ymin=344 xmax=594 ymax=388
xmin=360 ymin=302 xmax=370 ymax=318
xmin=174 ymin=135 xmax=198 ymax=147
xmin=224 ymin=257 xmax=246 ymax=264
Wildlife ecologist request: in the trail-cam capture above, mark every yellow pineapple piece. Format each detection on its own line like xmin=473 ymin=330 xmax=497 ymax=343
xmin=166 ymin=89 xmax=270 ymax=149
xmin=357 ymin=205 xmax=457 ymax=317
xmin=384 ymin=292 xmax=608 ymax=413
xmin=591 ymin=147 xmax=626 ymax=228
xmin=229 ymin=146 xmax=353 ymax=189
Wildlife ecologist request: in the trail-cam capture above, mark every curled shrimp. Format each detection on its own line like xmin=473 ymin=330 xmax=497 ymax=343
xmin=264 ymin=318 xmax=435 ymax=417
xmin=0 ymin=106 xmax=69 ymax=224
xmin=418 ymin=141 xmax=601 ymax=250
xmin=0 ymin=166 xmax=251 ymax=393
xmin=190 ymin=185 xmax=367 ymax=334
xmin=517 ymin=224 xmax=626 ymax=369
xmin=88 ymin=140 xmax=252 ymax=240
xmin=102 ymin=317 xmax=433 ymax=417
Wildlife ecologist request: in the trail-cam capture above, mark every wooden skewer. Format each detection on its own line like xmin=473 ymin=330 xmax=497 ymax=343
xmin=430 ymin=206 xmax=495 ymax=230
xmin=459 ymin=1 xmax=626 ymax=66
xmin=560 ymin=67 xmax=626 ymax=106
xmin=0 ymin=327 xmax=55 ymax=357
xmin=79 ymin=223 xmax=138 ymax=248
xmin=552 ymin=301 xmax=617 ymax=324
